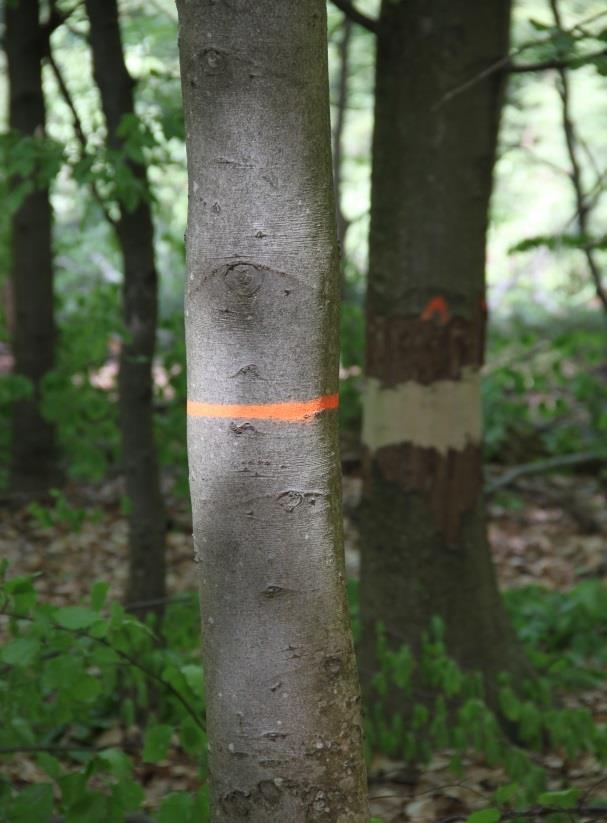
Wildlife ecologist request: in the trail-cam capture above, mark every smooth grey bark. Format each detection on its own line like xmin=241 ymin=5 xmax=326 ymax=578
xmin=359 ymin=0 xmax=530 ymax=714
xmin=176 ymin=1 xmax=368 ymax=820
xmin=85 ymin=0 xmax=166 ymax=612
xmin=6 ymin=0 xmax=58 ymax=494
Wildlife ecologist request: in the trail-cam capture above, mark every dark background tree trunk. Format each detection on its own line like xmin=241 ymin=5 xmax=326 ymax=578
xmin=332 ymin=15 xmax=353 ymax=254
xmin=6 ymin=0 xmax=58 ymax=495
xmin=85 ymin=0 xmax=166 ymax=611
xmin=177 ymin=0 xmax=368 ymax=819
xmin=359 ymin=0 xmax=530 ymax=712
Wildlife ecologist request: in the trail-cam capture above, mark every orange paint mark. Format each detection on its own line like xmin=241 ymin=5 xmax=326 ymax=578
xmin=421 ymin=296 xmax=449 ymax=324
xmin=480 ymin=296 xmax=488 ymax=313
xmin=187 ymin=393 xmax=339 ymax=422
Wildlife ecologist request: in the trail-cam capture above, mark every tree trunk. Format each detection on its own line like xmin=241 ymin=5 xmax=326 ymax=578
xmin=359 ymin=0 xmax=529 ymax=712
xmin=6 ymin=0 xmax=58 ymax=495
xmin=332 ymin=16 xmax=353 ymax=254
xmin=85 ymin=0 xmax=166 ymax=611
xmin=176 ymin=2 xmax=368 ymax=820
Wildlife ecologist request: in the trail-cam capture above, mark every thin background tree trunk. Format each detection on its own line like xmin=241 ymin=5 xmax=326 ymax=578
xmin=176 ymin=1 xmax=368 ymax=819
xmin=85 ymin=0 xmax=166 ymax=612
xmin=6 ymin=0 xmax=58 ymax=495
xmin=359 ymin=0 xmax=530 ymax=712
xmin=332 ymin=16 xmax=353 ymax=254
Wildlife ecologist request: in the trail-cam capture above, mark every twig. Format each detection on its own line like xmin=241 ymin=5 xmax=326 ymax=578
xmin=549 ymin=0 xmax=607 ymax=317
xmin=508 ymin=47 xmax=606 ymax=73
xmin=45 ymin=50 xmax=118 ymax=230
xmin=0 ymin=742 xmax=137 ymax=755
xmin=1 ymin=609 xmax=205 ymax=731
xmin=44 ymin=0 xmax=84 ymax=41
xmin=434 ymin=9 xmax=607 ymax=110
xmin=485 ymin=451 xmax=606 ymax=495
xmin=330 ymin=0 xmax=377 ymax=34
xmin=436 ymin=806 xmax=607 ymax=823
xmin=124 ymin=594 xmax=193 ymax=612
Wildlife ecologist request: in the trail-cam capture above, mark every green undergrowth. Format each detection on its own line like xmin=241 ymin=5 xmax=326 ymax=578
xmin=1 ymin=568 xmax=606 ymax=821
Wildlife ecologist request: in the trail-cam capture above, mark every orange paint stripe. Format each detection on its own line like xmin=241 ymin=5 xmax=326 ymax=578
xmin=421 ymin=296 xmax=449 ymax=324
xmin=187 ymin=393 xmax=339 ymax=422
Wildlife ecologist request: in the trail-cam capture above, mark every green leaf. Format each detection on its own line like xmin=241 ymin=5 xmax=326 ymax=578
xmin=538 ymin=788 xmax=580 ymax=809
xmin=193 ymin=785 xmax=210 ymax=822
xmin=466 ymin=809 xmax=501 ymax=823
xmin=71 ymin=674 xmax=102 ymax=703
xmin=96 ymin=748 xmax=132 ymax=779
xmin=180 ymin=717 xmax=205 ymax=755
xmin=157 ymin=792 xmax=193 ymax=823
xmin=58 ymin=771 xmax=89 ymax=807
xmin=498 ymin=686 xmax=520 ymax=721
xmin=0 ymin=637 xmax=40 ymax=666
xmin=111 ymin=777 xmax=144 ymax=812
xmin=8 ymin=783 xmax=54 ymax=822
xmin=36 ymin=752 xmax=62 ymax=780
xmin=42 ymin=655 xmax=83 ymax=689
xmin=90 ymin=581 xmax=109 ymax=611
xmin=142 ymin=724 xmax=173 ymax=763
xmin=55 ymin=606 xmax=101 ymax=630
xmin=5 ymin=575 xmax=37 ymax=610
xmin=528 ymin=17 xmax=551 ymax=31
xmin=180 ymin=663 xmax=204 ymax=694
xmin=494 ymin=783 xmax=518 ymax=805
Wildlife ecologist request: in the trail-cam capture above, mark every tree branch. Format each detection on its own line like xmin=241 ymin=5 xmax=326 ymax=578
xmin=437 ymin=807 xmax=607 ymax=823
xmin=485 ymin=451 xmax=607 ymax=496
xmin=0 ymin=743 xmax=137 ymax=755
xmin=1 ymin=609 xmax=205 ymax=732
xmin=330 ymin=0 xmax=377 ymax=34
xmin=43 ymin=0 xmax=84 ymax=43
xmin=549 ymin=0 xmax=607 ymax=316
xmin=508 ymin=47 xmax=607 ymax=73
xmin=45 ymin=50 xmax=118 ymax=230
xmin=434 ymin=8 xmax=607 ymax=109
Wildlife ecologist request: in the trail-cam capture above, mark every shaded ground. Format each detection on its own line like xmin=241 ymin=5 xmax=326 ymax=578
xmin=1 ymin=467 xmax=606 ymax=820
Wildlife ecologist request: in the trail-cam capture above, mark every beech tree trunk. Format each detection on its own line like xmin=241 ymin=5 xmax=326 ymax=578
xmin=6 ymin=0 xmax=58 ymax=494
xmin=359 ymin=0 xmax=528 ymax=711
xmin=176 ymin=2 xmax=368 ymax=820
xmin=85 ymin=0 xmax=166 ymax=610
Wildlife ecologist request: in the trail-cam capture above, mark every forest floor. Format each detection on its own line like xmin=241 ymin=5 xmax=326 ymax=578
xmin=1 ymin=467 xmax=606 ymax=821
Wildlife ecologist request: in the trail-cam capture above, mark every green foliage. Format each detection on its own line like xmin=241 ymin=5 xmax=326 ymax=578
xmin=505 ymin=581 xmax=607 ymax=688
xmin=1 ymin=570 xmax=606 ymax=817
xmin=0 ymin=132 xmax=64 ymax=214
xmin=366 ymin=583 xmax=607 ymax=810
xmin=537 ymin=787 xmax=580 ymax=809
xmin=466 ymin=810 xmax=500 ymax=823
xmin=0 ymin=566 xmax=207 ymax=821
xmin=44 ymin=281 xmax=122 ymax=482
xmin=483 ymin=323 xmax=607 ymax=462
xmin=26 ymin=489 xmax=100 ymax=533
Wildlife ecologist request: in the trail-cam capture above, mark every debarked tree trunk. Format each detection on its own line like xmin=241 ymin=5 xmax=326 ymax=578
xmin=359 ymin=0 xmax=530 ymax=715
